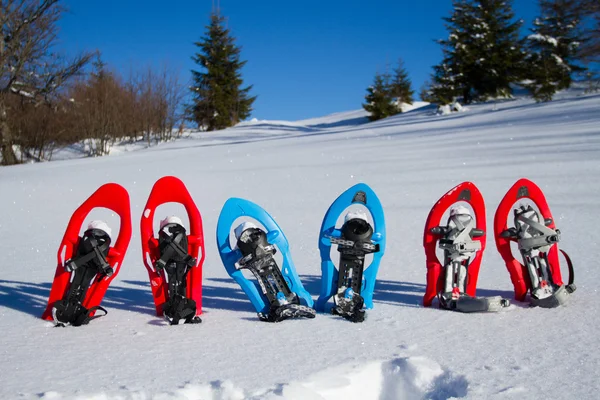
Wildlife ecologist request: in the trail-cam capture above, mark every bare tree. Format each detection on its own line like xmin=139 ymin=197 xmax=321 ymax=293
xmin=1 ymin=0 xmax=93 ymax=165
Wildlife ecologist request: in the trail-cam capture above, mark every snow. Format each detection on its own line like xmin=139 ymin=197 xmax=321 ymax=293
xmin=528 ymin=33 xmax=558 ymax=46
xmin=1 ymin=90 xmax=600 ymax=399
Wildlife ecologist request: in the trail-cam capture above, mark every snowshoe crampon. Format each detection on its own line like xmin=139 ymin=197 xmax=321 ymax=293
xmin=424 ymin=182 xmax=509 ymax=313
xmin=141 ymin=176 xmax=204 ymax=325
xmin=494 ymin=178 xmax=575 ymax=308
xmin=42 ymin=184 xmax=132 ymax=326
xmin=216 ymin=198 xmax=315 ymax=322
xmin=316 ymin=184 xmax=386 ymax=322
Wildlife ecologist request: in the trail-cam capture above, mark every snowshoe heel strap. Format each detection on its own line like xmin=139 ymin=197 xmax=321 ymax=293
xmin=530 ymin=249 xmax=576 ymax=308
xmin=74 ymin=305 xmax=108 ymax=326
xmin=52 ymin=300 xmax=107 ymax=327
xmin=560 ymin=249 xmax=575 ymax=288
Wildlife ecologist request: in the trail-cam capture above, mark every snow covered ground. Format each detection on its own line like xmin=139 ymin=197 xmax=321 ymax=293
xmin=1 ymin=91 xmax=599 ymax=399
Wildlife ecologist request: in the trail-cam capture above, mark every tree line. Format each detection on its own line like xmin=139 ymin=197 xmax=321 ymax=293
xmin=364 ymin=0 xmax=600 ymax=121
xmin=2 ymin=0 xmax=599 ymax=165
xmin=1 ymin=1 xmax=253 ymax=165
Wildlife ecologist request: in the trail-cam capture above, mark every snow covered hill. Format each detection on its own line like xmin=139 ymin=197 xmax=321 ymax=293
xmin=1 ymin=91 xmax=599 ymax=399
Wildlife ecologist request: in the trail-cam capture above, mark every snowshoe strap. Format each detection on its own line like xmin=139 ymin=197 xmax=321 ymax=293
xmin=560 ymin=249 xmax=575 ymax=289
xmin=52 ymin=299 xmax=108 ymax=327
xmin=65 ymin=231 xmax=112 ymax=276
xmin=433 ymin=213 xmax=482 ymax=263
xmin=155 ymin=225 xmax=196 ymax=271
xmin=529 ymin=249 xmax=576 ymax=309
xmin=238 ymin=244 xmax=277 ymax=266
xmin=329 ymin=236 xmax=378 ymax=253
xmin=73 ymin=305 xmax=108 ymax=326
xmin=515 ymin=213 xmax=560 ymax=252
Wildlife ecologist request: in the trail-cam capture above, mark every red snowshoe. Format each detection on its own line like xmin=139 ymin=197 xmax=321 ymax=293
xmin=424 ymin=182 xmax=509 ymax=312
xmin=494 ymin=178 xmax=575 ymax=308
xmin=42 ymin=183 xmax=132 ymax=326
xmin=140 ymin=176 xmax=204 ymax=324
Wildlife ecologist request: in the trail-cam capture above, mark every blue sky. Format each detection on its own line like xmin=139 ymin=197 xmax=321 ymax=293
xmin=58 ymin=1 xmax=539 ymax=121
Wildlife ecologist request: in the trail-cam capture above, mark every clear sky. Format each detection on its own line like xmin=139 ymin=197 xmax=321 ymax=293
xmin=58 ymin=1 xmax=539 ymax=121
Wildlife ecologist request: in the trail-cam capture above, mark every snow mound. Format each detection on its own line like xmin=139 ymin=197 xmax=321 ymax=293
xmin=33 ymin=357 xmax=467 ymax=400
xmin=263 ymin=356 xmax=468 ymax=400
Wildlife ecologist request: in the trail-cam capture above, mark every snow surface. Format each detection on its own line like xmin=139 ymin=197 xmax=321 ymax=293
xmin=1 ymin=91 xmax=600 ymax=399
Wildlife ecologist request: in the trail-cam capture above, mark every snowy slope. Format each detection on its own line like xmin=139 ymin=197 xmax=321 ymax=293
xmin=1 ymin=92 xmax=599 ymax=399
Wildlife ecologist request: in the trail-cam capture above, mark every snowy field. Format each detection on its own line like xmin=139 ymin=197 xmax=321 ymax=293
xmin=1 ymin=90 xmax=599 ymax=399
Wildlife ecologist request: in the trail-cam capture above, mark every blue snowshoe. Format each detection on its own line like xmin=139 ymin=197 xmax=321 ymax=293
xmin=316 ymin=184 xmax=386 ymax=322
xmin=216 ymin=198 xmax=315 ymax=322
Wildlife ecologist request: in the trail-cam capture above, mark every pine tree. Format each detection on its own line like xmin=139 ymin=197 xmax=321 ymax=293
xmin=431 ymin=0 xmax=525 ymax=104
xmin=363 ymin=72 xmax=397 ymax=121
xmin=190 ymin=13 xmax=256 ymax=131
xmin=430 ymin=63 xmax=461 ymax=105
xmin=526 ymin=0 xmax=586 ymax=101
xmin=436 ymin=0 xmax=480 ymax=104
xmin=472 ymin=0 xmax=526 ymax=99
xmin=389 ymin=59 xmax=414 ymax=110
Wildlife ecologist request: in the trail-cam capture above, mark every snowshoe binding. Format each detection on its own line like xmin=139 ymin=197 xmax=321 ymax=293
xmin=327 ymin=212 xmax=380 ymax=322
xmin=432 ymin=207 xmax=509 ymax=312
xmin=52 ymin=222 xmax=113 ymax=326
xmin=235 ymin=222 xmax=315 ymax=322
xmin=494 ymin=179 xmax=575 ymax=308
xmin=155 ymin=217 xmax=202 ymax=325
xmin=424 ymin=182 xmax=510 ymax=312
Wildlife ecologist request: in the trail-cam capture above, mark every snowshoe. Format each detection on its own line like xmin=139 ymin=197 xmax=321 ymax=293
xmin=494 ymin=179 xmax=575 ymax=308
xmin=316 ymin=184 xmax=386 ymax=322
xmin=141 ymin=176 xmax=204 ymax=324
xmin=216 ymin=198 xmax=314 ymax=322
xmin=424 ymin=182 xmax=510 ymax=312
xmin=42 ymin=184 xmax=132 ymax=326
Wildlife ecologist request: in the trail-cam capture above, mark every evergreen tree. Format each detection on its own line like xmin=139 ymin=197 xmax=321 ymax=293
xmin=526 ymin=0 xmax=586 ymax=101
xmin=190 ymin=13 xmax=256 ymax=131
xmin=363 ymin=72 xmax=396 ymax=121
xmin=389 ymin=59 xmax=414 ymax=109
xmin=473 ymin=0 xmax=526 ymax=99
xmin=432 ymin=0 xmax=525 ymax=104
xmin=430 ymin=63 xmax=461 ymax=105
xmin=436 ymin=0 xmax=480 ymax=104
